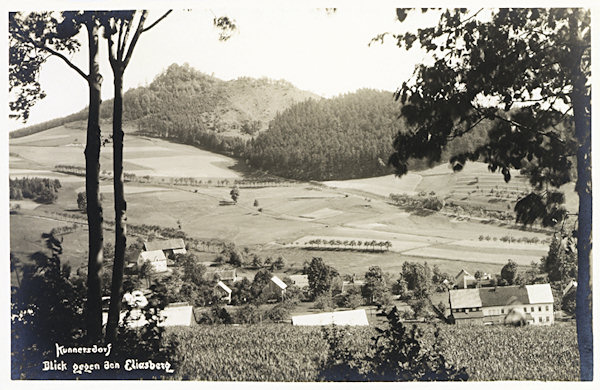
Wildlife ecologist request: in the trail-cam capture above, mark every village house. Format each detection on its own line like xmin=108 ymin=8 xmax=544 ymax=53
xmin=264 ymin=275 xmax=287 ymax=301
xmin=205 ymin=269 xmax=238 ymax=283
xmin=449 ymin=283 xmax=555 ymax=326
xmin=454 ymin=269 xmax=493 ymax=289
xmin=144 ymin=238 xmax=186 ymax=259
xmin=288 ymin=274 xmax=309 ymax=288
xmin=214 ymin=280 xmax=233 ymax=304
xmin=137 ymin=250 xmax=168 ymax=273
xmin=292 ymin=309 xmax=369 ymax=326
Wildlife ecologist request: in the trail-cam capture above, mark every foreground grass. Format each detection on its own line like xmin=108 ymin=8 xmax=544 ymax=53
xmin=167 ymin=322 xmax=579 ymax=381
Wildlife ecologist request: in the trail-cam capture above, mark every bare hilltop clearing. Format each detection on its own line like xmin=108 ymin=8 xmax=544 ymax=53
xmin=9 ymin=123 xmax=567 ymax=279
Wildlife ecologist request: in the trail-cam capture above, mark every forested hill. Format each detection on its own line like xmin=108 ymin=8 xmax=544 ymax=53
xmin=244 ymin=89 xmax=492 ymax=180
xmin=10 ymin=63 xmax=320 ymax=140
xmin=245 ymin=89 xmax=403 ymax=180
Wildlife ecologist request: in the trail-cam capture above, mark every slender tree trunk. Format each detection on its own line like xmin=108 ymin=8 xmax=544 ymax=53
xmin=570 ymin=12 xmax=593 ymax=381
xmin=83 ymin=22 xmax=104 ymax=342
xmin=106 ymin=69 xmax=127 ymax=343
xmin=573 ymin=74 xmax=593 ymax=382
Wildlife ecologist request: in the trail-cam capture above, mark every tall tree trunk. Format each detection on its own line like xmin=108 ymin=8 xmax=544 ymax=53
xmin=573 ymin=71 xmax=593 ymax=382
xmin=83 ymin=22 xmax=104 ymax=342
xmin=106 ymin=69 xmax=126 ymax=344
xmin=570 ymin=12 xmax=593 ymax=381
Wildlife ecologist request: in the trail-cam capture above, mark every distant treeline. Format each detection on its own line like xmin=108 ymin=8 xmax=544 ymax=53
xmin=9 ymin=177 xmax=61 ymax=204
xmin=9 ymin=112 xmax=87 ymax=139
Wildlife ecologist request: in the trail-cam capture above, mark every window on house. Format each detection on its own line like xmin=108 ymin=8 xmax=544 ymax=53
xmin=546 ymin=316 xmax=550 ymax=322
xmin=539 ymin=306 xmax=542 ymax=312
xmin=501 ymin=308 xmax=505 ymax=314
xmin=546 ymin=305 xmax=549 ymax=311
xmin=524 ymin=307 xmax=527 ymax=312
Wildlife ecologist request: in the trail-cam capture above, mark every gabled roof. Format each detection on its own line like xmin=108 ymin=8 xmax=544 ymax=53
xmin=216 ymin=280 xmax=232 ymax=294
xmin=479 ymin=286 xmax=529 ymax=307
xmin=563 ymin=280 xmax=577 ymax=296
xmin=292 ymin=309 xmax=369 ymax=326
xmin=455 ymin=269 xmax=473 ymax=280
xmin=270 ymin=275 xmax=287 ymax=290
xmin=139 ymin=250 xmax=166 ymax=262
xmin=449 ymin=289 xmax=482 ymax=309
xmin=144 ymin=238 xmax=185 ymax=252
xmin=526 ymin=283 xmax=554 ymax=304
xmin=449 ymin=284 xmax=554 ymax=309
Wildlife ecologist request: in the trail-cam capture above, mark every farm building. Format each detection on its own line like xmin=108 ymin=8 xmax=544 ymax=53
xmin=449 ymin=284 xmax=555 ymax=326
xmin=144 ymin=238 xmax=186 ymax=258
xmin=214 ymin=281 xmax=233 ymax=304
xmin=263 ymin=275 xmax=287 ymax=301
xmin=137 ymin=250 xmax=168 ymax=273
xmin=205 ymin=269 xmax=238 ymax=283
xmin=454 ymin=269 xmax=493 ymax=289
xmin=292 ymin=309 xmax=369 ymax=326
xmin=288 ymin=274 xmax=309 ymax=288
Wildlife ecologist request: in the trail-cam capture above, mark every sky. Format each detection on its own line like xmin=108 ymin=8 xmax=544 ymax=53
xmin=6 ymin=4 xmax=442 ymax=131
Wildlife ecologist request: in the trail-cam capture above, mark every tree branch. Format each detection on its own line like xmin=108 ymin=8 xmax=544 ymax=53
xmin=122 ymin=11 xmax=148 ymax=69
xmin=119 ymin=18 xmax=133 ymax=63
xmin=141 ymin=10 xmax=172 ymax=33
xmin=33 ymin=40 xmax=88 ymax=80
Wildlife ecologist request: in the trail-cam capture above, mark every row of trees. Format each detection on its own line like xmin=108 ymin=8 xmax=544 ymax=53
xmin=303 ymin=238 xmax=392 ymax=252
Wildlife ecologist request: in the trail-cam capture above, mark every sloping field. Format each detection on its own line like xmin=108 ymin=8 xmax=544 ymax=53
xmin=402 ymin=246 xmax=541 ymax=266
xmin=322 ymin=172 xmax=422 ymax=197
xmin=9 ymin=125 xmax=242 ymax=179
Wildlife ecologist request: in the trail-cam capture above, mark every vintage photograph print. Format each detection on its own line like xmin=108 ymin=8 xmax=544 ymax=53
xmin=7 ymin=4 xmax=592 ymax=382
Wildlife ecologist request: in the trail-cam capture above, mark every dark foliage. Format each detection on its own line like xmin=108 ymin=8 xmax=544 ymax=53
xmin=317 ymin=307 xmax=468 ymax=381
xmin=11 ymin=233 xmax=85 ymax=379
xmin=9 ymin=177 xmax=61 ymax=204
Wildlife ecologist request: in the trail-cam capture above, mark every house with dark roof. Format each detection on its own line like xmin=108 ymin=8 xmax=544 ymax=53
xmin=449 ymin=284 xmax=554 ymax=326
xmin=144 ymin=238 xmax=186 ymax=258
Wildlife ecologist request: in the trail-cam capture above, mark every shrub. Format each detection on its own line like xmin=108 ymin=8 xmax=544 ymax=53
xmin=317 ymin=307 xmax=469 ymax=381
xmin=313 ymin=294 xmax=334 ymax=311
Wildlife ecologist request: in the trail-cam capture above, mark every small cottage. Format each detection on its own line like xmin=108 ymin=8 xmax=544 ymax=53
xmin=137 ymin=250 xmax=168 ymax=273
xmin=215 ymin=280 xmax=233 ymax=304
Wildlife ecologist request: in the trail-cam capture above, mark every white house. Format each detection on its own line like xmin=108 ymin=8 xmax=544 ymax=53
xmin=288 ymin=274 xmax=309 ymax=288
xmin=292 ymin=309 xmax=369 ymax=326
xmin=137 ymin=250 xmax=168 ymax=273
xmin=449 ymin=283 xmax=555 ymax=326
